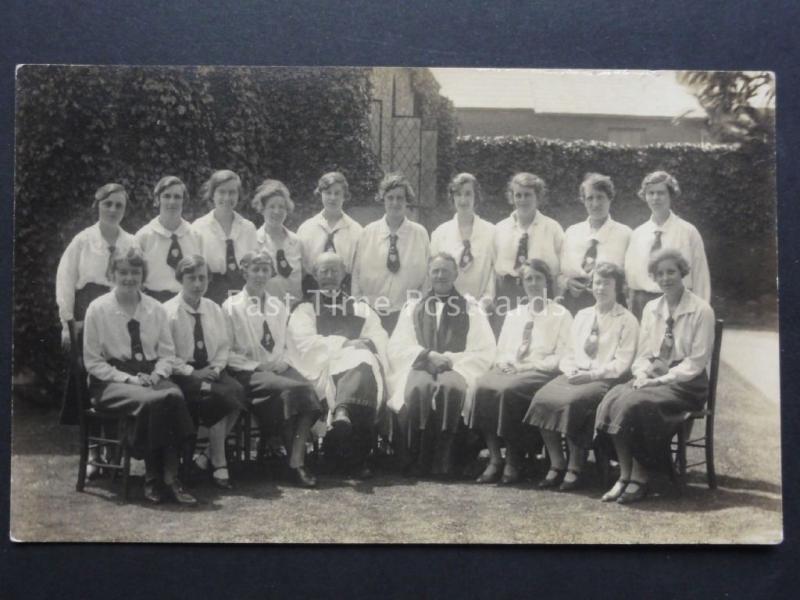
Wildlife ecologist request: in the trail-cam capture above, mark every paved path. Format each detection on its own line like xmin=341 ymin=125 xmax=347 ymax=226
xmin=719 ymin=328 xmax=780 ymax=403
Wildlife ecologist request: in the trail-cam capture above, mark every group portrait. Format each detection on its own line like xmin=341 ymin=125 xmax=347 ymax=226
xmin=11 ymin=66 xmax=780 ymax=544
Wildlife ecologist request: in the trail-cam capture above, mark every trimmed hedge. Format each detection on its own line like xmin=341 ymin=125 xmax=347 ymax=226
xmin=14 ymin=65 xmax=382 ymax=387
xmin=448 ymin=135 xmax=777 ymax=307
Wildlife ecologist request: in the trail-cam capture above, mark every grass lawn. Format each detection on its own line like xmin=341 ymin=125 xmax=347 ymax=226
xmin=10 ymin=361 xmax=781 ymax=544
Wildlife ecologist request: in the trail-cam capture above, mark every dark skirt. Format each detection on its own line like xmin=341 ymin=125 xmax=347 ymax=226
xmin=206 ymin=271 xmax=245 ymax=306
xmin=88 ymin=377 xmax=195 ymax=456
xmin=230 ymin=366 xmax=322 ymax=436
xmin=524 ymin=374 xmax=613 ymax=448
xmin=172 ymin=369 xmax=246 ymax=427
xmin=594 ymin=372 xmax=709 ymax=468
xmin=628 ymin=290 xmax=662 ymax=321
xmin=59 ymin=283 xmax=112 ymax=425
xmin=470 ymin=367 xmax=555 ymax=441
xmin=143 ymin=288 xmax=178 ymax=303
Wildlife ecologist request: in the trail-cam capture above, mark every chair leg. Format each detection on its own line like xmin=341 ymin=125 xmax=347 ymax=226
xmin=706 ymin=415 xmax=717 ymax=489
xmin=76 ymin=419 xmax=89 ymax=492
xmin=122 ymin=445 xmax=131 ymax=501
xmin=676 ymin=426 xmax=688 ymax=494
xmin=243 ymin=413 xmax=252 ymax=463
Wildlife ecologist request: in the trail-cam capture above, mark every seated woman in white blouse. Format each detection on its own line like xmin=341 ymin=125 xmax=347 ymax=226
xmin=624 ymin=171 xmax=711 ymax=319
xmin=191 ymin=170 xmax=258 ymax=305
xmin=493 ymin=172 xmax=564 ymax=333
xmin=525 ymin=262 xmax=638 ymax=491
xmin=135 ymin=176 xmax=203 ymax=303
xmin=56 ymin=183 xmax=138 ymax=429
xmin=164 ymin=255 xmax=246 ymax=490
xmin=83 ymin=247 xmax=197 ymax=505
xmin=252 ymin=179 xmax=305 ymax=306
xmin=559 ymin=173 xmax=632 ymax=316
xmin=297 ymin=171 xmax=364 ymax=296
xmin=595 ymin=249 xmax=715 ymax=504
xmin=470 ymin=259 xmax=572 ymax=485
xmin=222 ymin=250 xmax=322 ymax=488
xmin=351 ymin=173 xmax=430 ymax=335
xmin=430 ymin=173 xmax=495 ymax=308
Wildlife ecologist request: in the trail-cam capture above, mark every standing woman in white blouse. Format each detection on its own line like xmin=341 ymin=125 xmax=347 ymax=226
xmin=191 ymin=170 xmax=258 ymax=305
xmin=559 ymin=173 xmax=632 ymax=316
xmin=493 ymin=172 xmax=564 ymax=332
xmin=56 ymin=182 xmax=138 ymax=425
xmin=83 ymin=247 xmax=197 ymax=505
xmin=252 ymin=179 xmax=305 ymax=306
xmin=624 ymin=171 xmax=711 ymax=320
xmin=351 ymin=173 xmax=430 ymax=335
xmin=595 ymin=249 xmax=715 ymax=504
xmin=135 ymin=176 xmax=203 ymax=303
xmin=525 ymin=262 xmax=639 ymax=491
xmin=430 ymin=173 xmax=495 ymax=306
xmin=297 ymin=171 xmax=363 ymax=296
xmin=470 ymin=259 xmax=572 ymax=485
xmin=222 ymin=250 xmax=322 ymax=487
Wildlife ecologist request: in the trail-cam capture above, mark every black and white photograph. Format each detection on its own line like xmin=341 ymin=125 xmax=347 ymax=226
xmin=10 ymin=65 xmax=780 ymax=544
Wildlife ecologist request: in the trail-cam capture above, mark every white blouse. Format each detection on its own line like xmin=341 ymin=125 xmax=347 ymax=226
xmin=559 ymin=303 xmax=639 ymax=380
xmin=351 ymin=216 xmax=431 ymax=313
xmin=163 ymin=294 xmax=230 ymax=375
xmin=55 ymin=223 xmax=138 ymax=324
xmin=624 ymin=211 xmax=711 ymax=301
xmin=632 ymin=289 xmax=715 ymax=384
xmin=83 ymin=291 xmax=175 ymax=383
xmin=222 ymin=289 xmax=292 ymax=372
xmin=256 ymin=225 xmax=304 ymax=304
xmin=495 ymin=299 xmax=573 ymax=372
xmin=191 ymin=210 xmax=258 ymax=275
xmin=430 ymin=214 xmax=496 ymax=302
xmin=296 ymin=211 xmax=363 ymax=274
xmin=558 ymin=217 xmax=632 ymax=288
xmin=135 ymin=217 xmax=204 ymax=294
xmin=494 ymin=210 xmax=564 ymax=285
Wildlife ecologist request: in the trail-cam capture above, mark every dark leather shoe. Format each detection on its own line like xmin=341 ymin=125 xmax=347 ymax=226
xmin=165 ymin=481 xmax=198 ymax=505
xmin=559 ymin=469 xmax=583 ymax=492
xmin=211 ymin=466 xmax=233 ymax=490
xmin=500 ymin=464 xmax=521 ymax=485
xmin=538 ymin=468 xmax=566 ymax=489
xmin=617 ymin=480 xmax=648 ymax=504
xmin=143 ymin=479 xmax=163 ymax=504
xmin=475 ymin=462 xmax=503 ymax=484
xmin=601 ymin=479 xmax=629 ymax=502
xmin=292 ymin=466 xmax=318 ymax=488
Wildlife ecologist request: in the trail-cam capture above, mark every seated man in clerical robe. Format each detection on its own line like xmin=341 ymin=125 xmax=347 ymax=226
xmin=387 ymin=252 xmax=496 ymax=478
xmin=287 ymin=252 xmax=389 ymax=479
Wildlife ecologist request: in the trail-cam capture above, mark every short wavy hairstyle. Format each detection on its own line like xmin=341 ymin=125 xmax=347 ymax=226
xmin=579 ymin=172 xmax=615 ymax=202
xmin=239 ymin=249 xmax=275 ymax=275
xmin=91 ymin=182 xmax=128 ymax=211
xmin=592 ymin=261 xmax=626 ymax=303
xmin=447 ymin=172 xmax=483 ymax=207
xmin=251 ymin=179 xmax=295 ymax=214
xmin=312 ymin=251 xmax=347 ymax=278
xmin=376 ymin=172 xmax=416 ymax=204
xmin=153 ymin=175 xmax=188 ymax=208
xmin=520 ymin=258 xmax=554 ymax=299
xmin=174 ymin=254 xmax=207 ymax=283
xmin=199 ymin=169 xmax=242 ymax=207
xmin=109 ymin=246 xmax=148 ymax=284
xmin=314 ymin=171 xmax=351 ymax=203
xmin=428 ymin=251 xmax=459 ymax=273
xmin=506 ymin=172 xmax=547 ymax=205
xmin=638 ymin=170 xmax=681 ymax=200
xmin=648 ymin=248 xmax=690 ymax=279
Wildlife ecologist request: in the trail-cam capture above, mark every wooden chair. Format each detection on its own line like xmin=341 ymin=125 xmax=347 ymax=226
xmin=71 ymin=320 xmax=134 ymax=500
xmin=671 ymin=318 xmax=724 ymax=490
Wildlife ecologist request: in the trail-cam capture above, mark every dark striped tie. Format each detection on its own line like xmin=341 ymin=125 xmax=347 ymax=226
xmin=127 ymin=319 xmax=145 ymax=363
xmin=167 ymin=233 xmax=183 ymax=269
xmin=514 ymin=233 xmax=528 ymax=270
xmin=260 ymin=319 xmax=275 ymax=352
xmin=387 ymin=234 xmax=400 ymax=273
xmin=459 ymin=239 xmax=474 ymax=269
xmin=190 ymin=312 xmax=209 ymax=368
xmin=225 ymin=239 xmax=238 ymax=273
xmin=276 ymin=249 xmax=293 ymax=277
xmin=516 ymin=320 xmax=534 ymax=362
